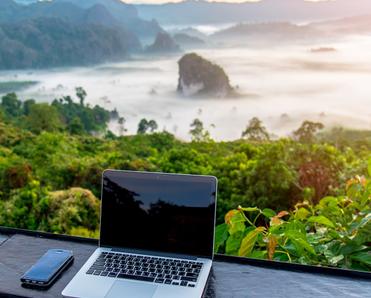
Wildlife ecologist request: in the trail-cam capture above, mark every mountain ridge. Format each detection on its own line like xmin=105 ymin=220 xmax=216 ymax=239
xmin=3 ymin=0 xmax=163 ymax=39
xmin=135 ymin=0 xmax=371 ymax=25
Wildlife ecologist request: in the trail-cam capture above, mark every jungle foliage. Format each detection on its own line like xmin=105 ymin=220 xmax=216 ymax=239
xmin=0 ymin=92 xmax=370 ymax=270
xmin=215 ymin=174 xmax=371 ymax=271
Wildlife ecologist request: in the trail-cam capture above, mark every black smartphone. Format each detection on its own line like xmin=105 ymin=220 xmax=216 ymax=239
xmin=20 ymin=249 xmax=74 ymax=288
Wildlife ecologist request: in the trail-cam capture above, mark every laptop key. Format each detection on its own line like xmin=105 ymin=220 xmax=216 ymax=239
xmin=117 ymin=273 xmax=155 ymax=283
xmin=108 ymin=272 xmax=117 ymax=277
xmin=181 ymin=276 xmax=197 ymax=282
xmin=165 ymin=279 xmax=172 ymax=284
xmin=86 ymin=269 xmax=94 ymax=274
xmin=180 ymin=281 xmax=188 ymax=286
xmin=155 ymin=278 xmax=164 ymax=283
xmin=101 ymin=271 xmax=109 ymax=276
xmin=91 ymin=265 xmax=104 ymax=269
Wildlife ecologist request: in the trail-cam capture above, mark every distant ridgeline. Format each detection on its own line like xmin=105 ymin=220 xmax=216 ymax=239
xmin=135 ymin=0 xmax=371 ymax=25
xmin=0 ymin=0 xmax=163 ymax=69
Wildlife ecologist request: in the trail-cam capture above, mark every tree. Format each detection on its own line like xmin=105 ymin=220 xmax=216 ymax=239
xmin=189 ymin=118 xmax=210 ymax=142
xmin=1 ymin=93 xmax=22 ymax=117
xmin=241 ymin=117 xmax=270 ymax=142
xmin=137 ymin=119 xmax=149 ymax=134
xmin=23 ymin=99 xmax=36 ymax=116
xmin=75 ymin=87 xmax=87 ymax=106
xmin=118 ymin=117 xmax=127 ymax=136
xmin=0 ymin=107 xmax=5 ymax=121
xmin=148 ymin=120 xmax=158 ymax=133
xmin=52 ymin=95 xmax=110 ymax=133
xmin=68 ymin=117 xmax=84 ymax=135
xmin=137 ymin=119 xmax=158 ymax=134
xmin=26 ymin=104 xmax=64 ymax=134
xmin=293 ymin=121 xmax=324 ymax=143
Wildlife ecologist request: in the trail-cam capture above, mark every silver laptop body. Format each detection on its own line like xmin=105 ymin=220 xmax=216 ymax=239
xmin=63 ymin=170 xmax=217 ymax=298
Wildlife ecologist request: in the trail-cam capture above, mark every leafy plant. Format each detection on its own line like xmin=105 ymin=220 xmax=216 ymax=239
xmin=215 ymin=172 xmax=371 ymax=270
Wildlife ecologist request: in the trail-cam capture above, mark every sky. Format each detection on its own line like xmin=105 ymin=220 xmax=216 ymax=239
xmin=121 ymin=0 xmax=336 ymax=4
xmin=121 ymin=0 xmax=335 ymax=5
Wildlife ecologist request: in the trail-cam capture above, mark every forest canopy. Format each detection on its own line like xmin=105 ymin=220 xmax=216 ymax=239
xmin=0 ymin=91 xmax=370 ymax=271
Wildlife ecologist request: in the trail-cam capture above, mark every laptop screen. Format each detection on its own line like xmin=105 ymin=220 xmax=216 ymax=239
xmin=100 ymin=170 xmax=217 ymax=258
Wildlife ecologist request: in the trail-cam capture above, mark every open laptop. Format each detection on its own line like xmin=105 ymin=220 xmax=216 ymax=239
xmin=62 ymin=170 xmax=217 ymax=298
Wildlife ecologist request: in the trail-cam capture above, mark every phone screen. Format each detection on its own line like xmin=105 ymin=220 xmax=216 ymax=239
xmin=22 ymin=249 xmax=73 ymax=282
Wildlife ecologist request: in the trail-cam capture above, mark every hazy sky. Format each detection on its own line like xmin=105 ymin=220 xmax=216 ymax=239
xmin=122 ymin=0 xmax=334 ymax=5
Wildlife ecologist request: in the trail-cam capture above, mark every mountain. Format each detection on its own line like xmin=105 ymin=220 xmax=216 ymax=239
xmin=145 ymin=32 xmax=181 ymax=54
xmin=2 ymin=0 xmax=163 ymax=39
xmin=0 ymin=17 xmax=140 ymax=69
xmin=211 ymin=22 xmax=324 ymax=44
xmin=55 ymin=0 xmax=163 ymax=39
xmin=136 ymin=0 xmax=371 ymax=25
xmin=173 ymin=33 xmax=205 ymax=48
xmin=311 ymin=14 xmax=371 ymax=35
xmin=172 ymin=27 xmax=207 ymax=40
xmin=0 ymin=1 xmax=143 ymax=69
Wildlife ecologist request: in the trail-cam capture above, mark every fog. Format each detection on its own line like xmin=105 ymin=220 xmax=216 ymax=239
xmin=1 ymin=33 xmax=371 ymax=141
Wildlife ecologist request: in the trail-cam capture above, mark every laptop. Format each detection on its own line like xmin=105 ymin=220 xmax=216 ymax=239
xmin=62 ymin=170 xmax=217 ymax=298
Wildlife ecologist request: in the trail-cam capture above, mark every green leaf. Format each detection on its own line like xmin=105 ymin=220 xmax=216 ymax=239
xmin=340 ymin=241 xmax=368 ymax=256
xmin=238 ymin=227 xmax=265 ymax=257
xmin=350 ymin=251 xmax=371 ymax=266
xmin=368 ymin=158 xmax=371 ymax=177
xmin=226 ymin=231 xmax=243 ymax=255
xmin=349 ymin=213 xmax=371 ymax=233
xmin=297 ymin=238 xmax=316 ymax=255
xmin=329 ymin=254 xmax=344 ymax=265
xmin=262 ymin=208 xmax=276 ymax=218
xmin=308 ymin=215 xmax=335 ymax=228
xmin=239 ymin=206 xmax=260 ymax=212
xmin=228 ymin=212 xmax=246 ymax=235
xmin=295 ymin=207 xmax=310 ymax=220
xmin=285 ymin=230 xmax=316 ymax=256
xmin=249 ymin=250 xmax=267 ymax=259
xmin=214 ymin=223 xmax=229 ymax=253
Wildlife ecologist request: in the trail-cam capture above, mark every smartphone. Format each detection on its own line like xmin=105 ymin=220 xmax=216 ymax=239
xmin=21 ymin=249 xmax=74 ymax=288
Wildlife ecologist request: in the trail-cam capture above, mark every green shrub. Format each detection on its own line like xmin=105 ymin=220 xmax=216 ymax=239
xmin=215 ymin=172 xmax=371 ymax=270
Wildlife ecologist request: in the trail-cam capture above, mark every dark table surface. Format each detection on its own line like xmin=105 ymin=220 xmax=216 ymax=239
xmin=0 ymin=231 xmax=370 ymax=298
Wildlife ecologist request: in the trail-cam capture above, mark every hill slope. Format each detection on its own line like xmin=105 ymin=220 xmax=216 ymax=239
xmin=0 ymin=0 xmax=150 ymax=69
xmin=0 ymin=17 xmax=140 ymax=69
xmin=2 ymin=0 xmax=163 ymax=39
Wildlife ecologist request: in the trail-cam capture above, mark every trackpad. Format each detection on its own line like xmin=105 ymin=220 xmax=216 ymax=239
xmin=105 ymin=280 xmax=157 ymax=298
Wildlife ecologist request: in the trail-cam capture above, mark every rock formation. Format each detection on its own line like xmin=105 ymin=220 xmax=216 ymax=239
xmin=177 ymin=53 xmax=234 ymax=97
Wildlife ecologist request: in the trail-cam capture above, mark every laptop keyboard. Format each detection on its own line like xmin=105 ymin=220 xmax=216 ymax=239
xmin=86 ymin=252 xmax=203 ymax=288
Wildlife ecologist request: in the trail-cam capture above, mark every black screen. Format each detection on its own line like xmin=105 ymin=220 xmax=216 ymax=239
xmin=22 ymin=249 xmax=72 ymax=282
xmin=100 ymin=171 xmax=217 ymax=258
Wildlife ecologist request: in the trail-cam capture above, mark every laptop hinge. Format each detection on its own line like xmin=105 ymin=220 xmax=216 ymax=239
xmin=110 ymin=247 xmax=198 ymax=260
